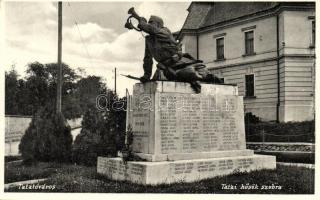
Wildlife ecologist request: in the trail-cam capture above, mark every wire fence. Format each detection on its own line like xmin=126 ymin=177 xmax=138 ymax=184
xmin=245 ymin=119 xmax=315 ymax=143
xmin=246 ymin=129 xmax=315 ymax=143
xmin=247 ymin=132 xmax=314 ymax=137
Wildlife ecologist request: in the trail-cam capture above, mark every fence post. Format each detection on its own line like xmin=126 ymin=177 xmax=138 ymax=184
xmin=262 ymin=129 xmax=265 ymax=150
xmin=9 ymin=141 xmax=12 ymax=155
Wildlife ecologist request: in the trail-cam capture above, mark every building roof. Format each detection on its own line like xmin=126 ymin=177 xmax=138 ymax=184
xmin=181 ymin=2 xmax=213 ymax=30
xmin=181 ymin=2 xmax=315 ymax=30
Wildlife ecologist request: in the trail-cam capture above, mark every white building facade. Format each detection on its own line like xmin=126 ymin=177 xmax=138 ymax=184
xmin=179 ymin=2 xmax=315 ymax=122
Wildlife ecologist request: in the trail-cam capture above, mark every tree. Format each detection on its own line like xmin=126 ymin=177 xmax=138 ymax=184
xmin=5 ymin=62 xmax=83 ymax=118
xmin=5 ymin=67 xmax=19 ymax=115
xmin=15 ymin=79 xmax=33 ymax=115
xmin=24 ymin=62 xmax=51 ymax=114
xmin=76 ymin=75 xmax=106 ymax=109
xmin=5 ymin=62 xmax=113 ymax=119
xmin=5 ymin=62 xmax=119 ymax=119
xmin=26 ymin=62 xmax=82 ymax=117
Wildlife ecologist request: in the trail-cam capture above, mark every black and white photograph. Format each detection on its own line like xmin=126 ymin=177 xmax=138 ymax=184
xmin=1 ymin=1 xmax=317 ymax=199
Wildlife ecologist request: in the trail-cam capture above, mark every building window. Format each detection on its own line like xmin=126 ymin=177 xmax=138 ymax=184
xmin=245 ymin=31 xmax=254 ymax=55
xmin=245 ymin=74 xmax=255 ymax=97
xmin=311 ymin=20 xmax=315 ymax=47
xmin=216 ymin=37 xmax=224 ymax=60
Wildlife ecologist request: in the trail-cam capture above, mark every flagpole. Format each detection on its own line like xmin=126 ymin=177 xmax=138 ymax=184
xmin=57 ymin=1 xmax=62 ymax=113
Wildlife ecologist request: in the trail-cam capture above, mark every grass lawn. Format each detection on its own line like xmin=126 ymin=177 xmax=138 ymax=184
xmin=5 ymin=162 xmax=62 ymax=184
xmin=4 ymin=161 xmax=84 ymax=184
xmin=5 ymin=162 xmax=314 ymax=194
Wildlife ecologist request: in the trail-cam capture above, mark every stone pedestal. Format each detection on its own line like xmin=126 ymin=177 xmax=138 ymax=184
xmin=97 ymin=81 xmax=276 ymax=185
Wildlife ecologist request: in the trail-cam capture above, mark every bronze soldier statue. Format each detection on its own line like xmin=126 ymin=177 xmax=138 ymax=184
xmin=125 ymin=7 xmax=222 ymax=93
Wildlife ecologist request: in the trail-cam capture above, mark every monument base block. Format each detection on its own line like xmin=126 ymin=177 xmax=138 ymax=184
xmin=132 ymin=149 xmax=254 ymax=161
xmin=97 ymin=155 xmax=276 ymax=185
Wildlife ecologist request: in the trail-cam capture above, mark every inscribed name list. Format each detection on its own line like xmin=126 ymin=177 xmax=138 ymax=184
xmin=158 ymin=93 xmax=243 ymax=154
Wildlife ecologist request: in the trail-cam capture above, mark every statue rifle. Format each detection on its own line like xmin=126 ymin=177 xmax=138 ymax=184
xmin=120 ymin=74 xmax=141 ymax=81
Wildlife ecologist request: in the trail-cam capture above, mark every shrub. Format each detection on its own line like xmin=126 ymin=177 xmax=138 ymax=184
xmin=245 ymin=112 xmax=261 ymax=124
xmin=19 ymin=105 xmax=73 ymax=164
xmin=72 ymin=94 xmax=126 ymax=166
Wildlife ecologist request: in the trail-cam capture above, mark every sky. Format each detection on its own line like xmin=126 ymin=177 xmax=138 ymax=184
xmin=3 ymin=1 xmax=190 ymax=97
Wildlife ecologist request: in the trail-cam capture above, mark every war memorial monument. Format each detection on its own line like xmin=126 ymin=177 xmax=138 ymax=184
xmin=97 ymin=8 xmax=276 ymax=185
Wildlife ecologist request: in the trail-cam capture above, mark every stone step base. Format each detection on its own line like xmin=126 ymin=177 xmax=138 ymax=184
xmin=97 ymin=154 xmax=276 ymax=185
xmin=130 ymin=149 xmax=254 ymax=161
